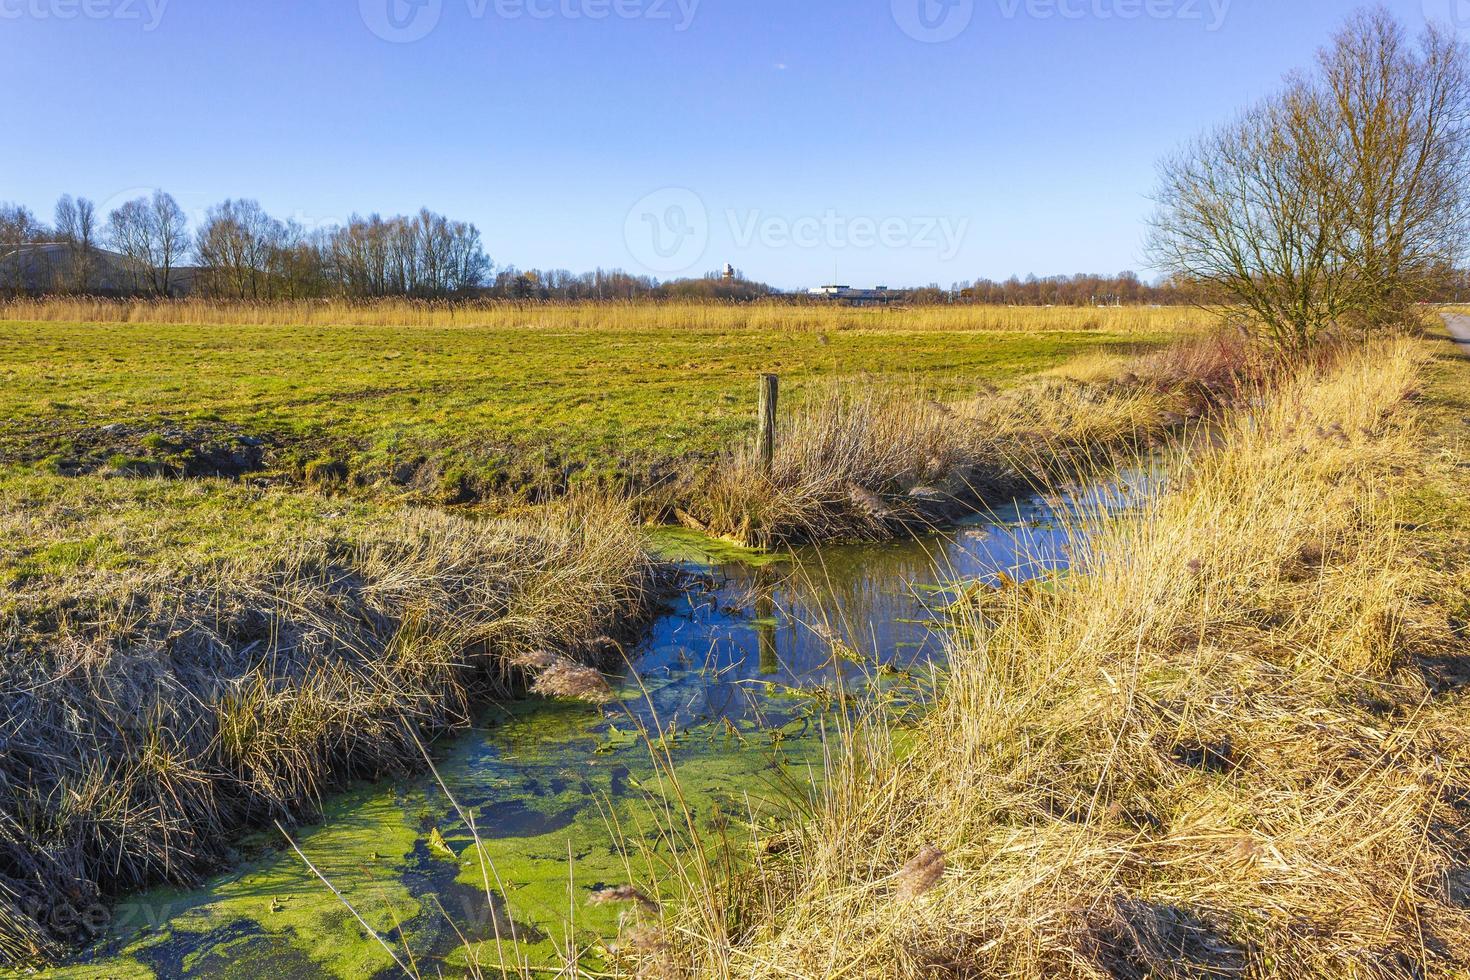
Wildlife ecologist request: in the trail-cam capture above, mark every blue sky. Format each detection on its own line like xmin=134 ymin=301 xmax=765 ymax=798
xmin=0 ymin=0 xmax=1460 ymax=289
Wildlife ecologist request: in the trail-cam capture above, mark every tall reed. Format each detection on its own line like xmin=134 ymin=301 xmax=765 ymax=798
xmin=0 ymin=296 xmax=1215 ymax=336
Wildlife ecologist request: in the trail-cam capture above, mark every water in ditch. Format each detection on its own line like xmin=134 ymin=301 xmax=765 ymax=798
xmin=55 ymin=475 xmax=1150 ymax=979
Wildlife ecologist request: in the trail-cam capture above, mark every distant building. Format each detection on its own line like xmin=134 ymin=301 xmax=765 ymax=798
xmin=722 ymin=263 xmax=736 ymax=281
xmin=0 ymin=243 xmax=197 ymax=295
xmin=808 ymin=284 xmax=905 ymax=306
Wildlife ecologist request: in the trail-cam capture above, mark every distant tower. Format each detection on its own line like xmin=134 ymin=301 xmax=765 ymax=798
xmin=722 ymin=263 xmax=736 ymax=281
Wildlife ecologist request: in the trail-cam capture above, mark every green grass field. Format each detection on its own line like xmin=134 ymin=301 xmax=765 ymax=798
xmin=0 ymin=309 xmax=1189 ymax=599
xmin=0 ymin=319 xmax=1172 ymax=493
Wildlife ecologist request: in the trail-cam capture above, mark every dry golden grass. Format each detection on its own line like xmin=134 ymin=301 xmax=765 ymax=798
xmin=0 ymin=296 xmax=1217 ymax=336
xmin=683 ymin=330 xmax=1259 ymax=547
xmin=0 ymin=493 xmax=652 ymax=964
xmin=642 ymin=337 xmax=1470 ymax=978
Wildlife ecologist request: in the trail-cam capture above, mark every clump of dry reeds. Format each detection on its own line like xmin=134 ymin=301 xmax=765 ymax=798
xmin=532 ymin=660 xmax=617 ymax=703
xmin=892 ymin=846 xmax=946 ymax=902
xmin=590 ymin=885 xmax=661 ymax=912
xmin=686 ymin=329 xmax=1260 ymax=548
xmin=644 ymin=337 xmax=1470 ymax=978
xmin=0 ymin=495 xmax=651 ymax=964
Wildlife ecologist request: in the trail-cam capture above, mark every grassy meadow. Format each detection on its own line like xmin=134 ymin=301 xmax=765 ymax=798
xmin=0 ymin=301 xmax=1218 ymax=598
xmin=0 ymin=301 xmax=1236 ymax=601
xmin=0 ymin=303 xmax=1208 ymax=500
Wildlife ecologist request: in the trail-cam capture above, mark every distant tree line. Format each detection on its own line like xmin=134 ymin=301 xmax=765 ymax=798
xmin=0 ymin=195 xmax=491 ymax=298
xmin=2 ymin=196 xmax=786 ymax=301
xmin=0 ymin=196 xmax=1237 ymax=308
xmin=945 ymin=272 xmax=1201 ymax=306
xmin=485 ymin=266 xmax=772 ymax=301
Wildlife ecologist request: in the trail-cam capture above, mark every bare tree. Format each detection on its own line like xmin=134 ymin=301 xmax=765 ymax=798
xmin=0 ymin=203 xmax=50 ymax=291
xmin=1149 ymin=81 xmax=1351 ymax=353
xmin=320 ymin=210 xmax=489 ymax=297
xmin=443 ymin=214 xmax=490 ymax=294
xmin=106 ymin=198 xmax=152 ymax=293
xmin=0 ymin=203 xmax=47 ymax=246
xmin=1149 ymin=7 xmax=1470 ymax=350
xmin=196 ymin=199 xmax=287 ymax=299
xmin=149 ymin=191 xmax=188 ymax=296
xmin=107 ymin=191 xmax=189 ymax=295
xmin=272 ymin=223 xmax=328 ymax=298
xmin=1320 ymin=8 xmax=1470 ymax=326
xmin=54 ymin=195 xmax=98 ymax=292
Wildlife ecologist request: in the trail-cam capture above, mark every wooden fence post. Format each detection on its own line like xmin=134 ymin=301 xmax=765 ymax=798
xmin=756 ymin=374 xmax=778 ymax=473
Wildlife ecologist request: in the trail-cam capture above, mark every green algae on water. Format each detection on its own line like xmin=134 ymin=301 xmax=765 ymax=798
xmin=643 ymin=526 xmax=788 ymax=567
xmin=63 ymin=477 xmax=1117 ymax=979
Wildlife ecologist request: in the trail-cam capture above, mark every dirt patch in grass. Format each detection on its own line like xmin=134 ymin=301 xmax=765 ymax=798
xmin=0 ymin=418 xmax=298 ymax=480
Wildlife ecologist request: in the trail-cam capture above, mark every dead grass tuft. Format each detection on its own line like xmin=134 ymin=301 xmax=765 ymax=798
xmin=687 ymin=329 xmax=1259 ymax=548
xmin=892 ymin=846 xmax=947 ymax=902
xmin=590 ymin=885 xmax=661 ymax=912
xmin=532 ymin=660 xmax=617 ymax=704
